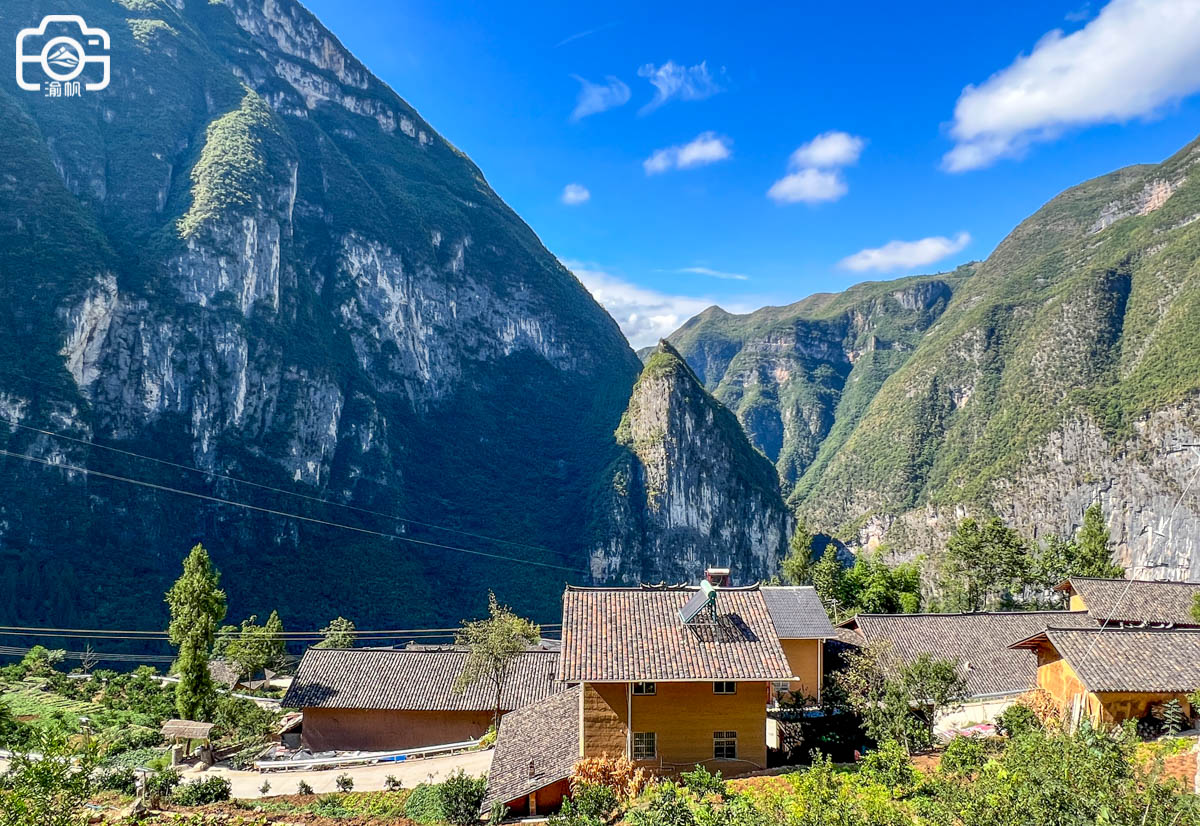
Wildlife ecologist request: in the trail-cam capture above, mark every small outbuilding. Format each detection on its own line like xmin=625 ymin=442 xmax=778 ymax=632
xmin=482 ymin=684 xmax=581 ymax=818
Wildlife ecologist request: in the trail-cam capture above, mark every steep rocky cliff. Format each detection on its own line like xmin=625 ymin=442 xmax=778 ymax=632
xmin=0 ymin=0 xmax=641 ymax=630
xmin=591 ymin=343 xmax=791 ymax=584
xmin=667 ymin=137 xmax=1200 ymax=580
xmin=665 ymin=272 xmax=966 ymax=488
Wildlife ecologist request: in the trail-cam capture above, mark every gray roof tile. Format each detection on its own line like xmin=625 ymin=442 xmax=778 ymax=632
xmin=1013 ymin=627 xmax=1200 ymax=693
xmin=282 ymin=648 xmax=562 ymax=712
xmin=761 ymin=586 xmax=835 ymax=638
xmin=1060 ymin=577 xmax=1200 ymax=627
xmin=483 ymin=685 xmax=581 ymax=810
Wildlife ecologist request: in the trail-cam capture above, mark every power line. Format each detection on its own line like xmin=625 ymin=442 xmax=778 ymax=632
xmin=0 ymin=624 xmax=556 ymax=636
xmin=0 ymin=413 xmax=576 ymax=561
xmin=0 ymin=645 xmax=174 ymax=664
xmin=0 ymin=448 xmax=587 ymax=574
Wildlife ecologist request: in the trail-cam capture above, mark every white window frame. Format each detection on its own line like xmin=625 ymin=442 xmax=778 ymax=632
xmin=713 ymin=730 xmax=737 ymax=760
xmin=632 ymin=731 xmax=657 ymax=760
xmin=632 ymin=681 xmax=656 ymax=695
xmin=713 ymin=681 xmax=736 ymax=695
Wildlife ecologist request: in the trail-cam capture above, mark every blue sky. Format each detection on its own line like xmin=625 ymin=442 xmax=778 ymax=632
xmin=305 ymin=0 xmax=1200 ymax=347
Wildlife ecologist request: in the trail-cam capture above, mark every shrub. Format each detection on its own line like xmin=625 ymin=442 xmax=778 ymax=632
xmin=438 ymin=769 xmax=487 ymax=826
xmin=173 ymin=775 xmax=232 ymax=806
xmin=477 ymin=725 xmax=498 ymax=749
xmin=144 ymin=767 xmax=182 ymax=801
xmin=95 ymin=766 xmax=138 ymax=796
xmin=335 ymin=773 xmax=354 ymax=792
xmin=259 ymin=779 xmax=271 ymax=795
xmin=1159 ymin=699 xmax=1187 ymax=736
xmin=297 ymin=779 xmax=314 ymax=795
xmin=404 ymin=782 xmax=445 ymax=824
xmin=489 ymin=800 xmax=510 ymax=823
xmin=858 ymin=739 xmax=918 ymax=795
xmin=572 ymin=754 xmax=650 ymax=800
xmin=626 ymin=781 xmax=696 ymax=826
xmin=312 ymin=793 xmax=349 ymax=816
xmin=995 ymin=702 xmax=1043 ymax=738
xmin=939 ymin=734 xmax=990 ymax=777
xmin=679 ymin=765 xmax=726 ymax=797
xmin=385 ymin=774 xmax=404 ymax=792
xmin=572 ymin=782 xmax=619 ymax=819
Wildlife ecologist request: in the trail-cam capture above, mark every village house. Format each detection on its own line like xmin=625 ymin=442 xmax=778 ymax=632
xmin=1010 ymin=627 xmax=1200 ymax=727
xmin=839 ymin=611 xmax=1099 ymax=726
xmin=484 ymin=573 xmax=828 ymax=815
xmin=1055 ymin=577 xmax=1200 ymax=626
xmin=281 ymin=647 xmax=561 ymax=752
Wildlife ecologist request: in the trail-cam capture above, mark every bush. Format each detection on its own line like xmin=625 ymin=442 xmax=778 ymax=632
xmin=144 ymin=767 xmax=181 ymax=800
xmin=939 ymin=734 xmax=990 ymax=777
xmin=173 ymin=775 xmax=232 ymax=806
xmin=489 ymin=800 xmax=510 ymax=824
xmin=995 ymin=702 xmax=1043 ymax=738
xmin=95 ymin=766 xmax=138 ymax=796
xmin=438 ymin=769 xmax=487 ymax=826
xmin=626 ymin=781 xmax=695 ymax=826
xmin=259 ymin=779 xmax=271 ymax=795
xmin=679 ymin=766 xmax=726 ymax=797
xmin=297 ymin=779 xmax=314 ymax=795
xmin=335 ymin=772 xmax=354 ymax=792
xmin=572 ymin=754 xmax=651 ymax=800
xmin=405 ymin=782 xmax=445 ymax=824
xmin=385 ymin=774 xmax=404 ymax=792
xmin=859 ymin=739 xmax=918 ymax=794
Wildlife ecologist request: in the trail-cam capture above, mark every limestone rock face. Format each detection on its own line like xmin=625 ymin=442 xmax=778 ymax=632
xmin=592 ymin=343 xmax=791 ymax=585
xmin=0 ymin=0 xmax=639 ymax=628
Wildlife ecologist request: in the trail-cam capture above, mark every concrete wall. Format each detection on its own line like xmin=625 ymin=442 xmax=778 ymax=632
xmin=581 ymin=682 xmax=628 ymax=758
xmin=301 ymin=708 xmax=493 ymax=752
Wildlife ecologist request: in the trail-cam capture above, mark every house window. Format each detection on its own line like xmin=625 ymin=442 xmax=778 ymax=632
xmin=713 ymin=730 xmax=737 ymax=760
xmin=713 ymin=681 xmax=736 ymax=695
xmin=632 ymin=682 xmax=656 ymax=695
xmin=632 ymin=732 xmax=657 ymax=760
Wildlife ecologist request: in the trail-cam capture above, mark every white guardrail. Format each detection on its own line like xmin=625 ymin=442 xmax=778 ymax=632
xmin=252 ymin=738 xmax=483 ymax=772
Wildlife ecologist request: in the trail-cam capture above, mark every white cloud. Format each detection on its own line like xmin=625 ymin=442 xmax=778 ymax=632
xmin=767 ymin=168 xmax=848 ymax=204
xmin=565 ymin=261 xmax=726 ymax=348
xmin=561 ymin=183 xmax=591 ymax=205
xmin=768 ymin=130 xmax=865 ymax=205
xmin=838 ymin=232 xmax=971 ymax=273
xmin=789 ymin=131 xmax=866 ymax=168
xmin=637 ymin=61 xmax=725 ymax=113
xmin=644 ymin=132 xmax=732 ymax=175
xmin=677 ymin=266 xmax=748 ymax=281
xmin=555 ymin=22 xmax=618 ymax=48
xmin=944 ymin=0 xmax=1200 ymax=172
xmin=570 ymin=75 xmax=631 ymax=121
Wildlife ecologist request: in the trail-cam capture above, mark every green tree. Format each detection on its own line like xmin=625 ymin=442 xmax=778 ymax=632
xmin=842 ymin=552 xmax=922 ymax=614
xmin=810 ymin=548 xmax=846 ymax=619
xmin=835 ymin=642 xmax=967 ymax=753
xmin=453 ymin=592 xmax=540 ymax=729
xmin=223 ymin=610 xmax=287 ymax=682
xmin=314 ymin=616 xmax=357 ymax=649
xmin=1192 ymin=593 xmax=1200 ymax=624
xmin=0 ymin=733 xmax=98 ymax=826
xmin=166 ymin=543 xmax=227 ymax=721
xmin=1074 ymin=502 xmax=1124 ymax=578
xmin=940 ymin=517 xmax=1031 ymax=611
xmin=781 ymin=523 xmax=816 ymax=585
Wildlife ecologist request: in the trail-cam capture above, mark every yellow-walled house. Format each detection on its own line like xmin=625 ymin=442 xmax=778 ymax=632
xmin=1010 ymin=627 xmax=1200 ymax=728
xmin=1053 ymin=577 xmax=1200 ymax=626
xmin=760 ymin=586 xmax=834 ymax=702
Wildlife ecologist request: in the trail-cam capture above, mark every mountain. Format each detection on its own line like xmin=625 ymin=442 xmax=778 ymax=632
xmin=0 ymin=0 xmax=643 ymax=632
xmin=666 ymin=138 xmax=1200 ymax=580
xmin=590 ymin=342 xmax=791 ymax=584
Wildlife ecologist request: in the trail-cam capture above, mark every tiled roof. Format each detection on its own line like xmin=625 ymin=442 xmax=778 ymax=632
xmin=208 ymin=659 xmax=241 ymax=689
xmin=282 ymin=648 xmax=562 ymax=712
xmin=557 ymin=585 xmax=793 ymax=682
xmin=1011 ymin=627 xmax=1200 ymax=693
xmin=1057 ymin=577 xmax=1200 ymax=627
xmin=162 ymin=719 xmax=216 ymax=740
xmin=761 ymin=586 xmax=835 ymax=639
xmin=844 ymin=611 xmax=1098 ymax=698
xmin=483 ymin=684 xmax=581 ymax=810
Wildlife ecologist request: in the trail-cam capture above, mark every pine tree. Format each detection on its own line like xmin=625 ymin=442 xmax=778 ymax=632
xmin=166 ymin=544 xmax=227 ymax=721
xmin=810 ymin=548 xmax=846 ymax=619
xmin=1074 ymin=503 xmax=1124 ymax=578
xmin=781 ymin=523 xmax=816 ymax=585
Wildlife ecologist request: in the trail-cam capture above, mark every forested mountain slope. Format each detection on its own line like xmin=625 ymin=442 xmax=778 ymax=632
xmin=0 ymin=0 xmax=643 ymax=630
xmin=667 ymin=138 xmax=1200 ymax=579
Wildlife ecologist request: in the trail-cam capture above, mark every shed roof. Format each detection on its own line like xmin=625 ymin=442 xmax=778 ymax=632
xmin=281 ymin=648 xmax=562 ymax=712
xmin=760 ymin=586 xmax=835 ymax=639
xmin=482 ymin=684 xmax=581 ymax=810
xmin=161 ymin=719 xmax=215 ymax=740
xmin=1010 ymin=627 xmax=1200 ymax=693
xmin=208 ymin=659 xmax=241 ymax=689
xmin=844 ymin=611 xmax=1098 ymax=698
xmin=558 ymin=584 xmax=793 ymax=682
xmin=1056 ymin=577 xmax=1200 ymax=627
